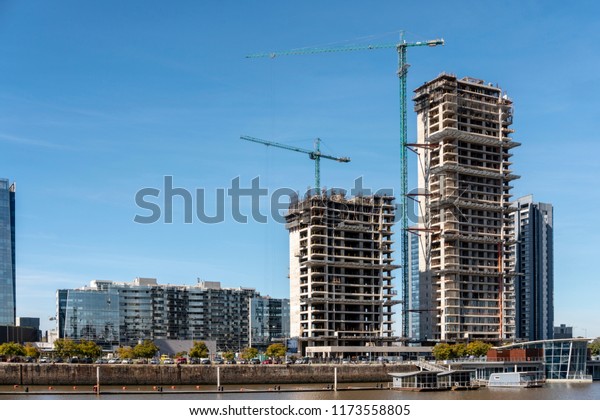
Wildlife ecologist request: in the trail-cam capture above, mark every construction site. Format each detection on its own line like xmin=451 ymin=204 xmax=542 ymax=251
xmin=412 ymin=73 xmax=520 ymax=342
xmin=285 ymin=192 xmax=398 ymax=358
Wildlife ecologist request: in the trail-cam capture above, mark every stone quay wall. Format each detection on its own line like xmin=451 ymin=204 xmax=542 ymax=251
xmin=0 ymin=363 xmax=415 ymax=386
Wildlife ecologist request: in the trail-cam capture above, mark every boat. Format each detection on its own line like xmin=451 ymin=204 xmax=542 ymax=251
xmin=487 ymin=372 xmax=545 ymax=388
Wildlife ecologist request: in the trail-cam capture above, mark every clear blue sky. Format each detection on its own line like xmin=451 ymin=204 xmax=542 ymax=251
xmin=1 ymin=0 xmax=599 ymax=338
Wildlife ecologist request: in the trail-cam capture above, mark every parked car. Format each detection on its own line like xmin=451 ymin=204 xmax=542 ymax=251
xmin=200 ymin=358 xmax=211 ymax=365
xmin=176 ymin=357 xmax=187 ymax=365
xmin=149 ymin=358 xmax=160 ymax=365
xmin=262 ymin=359 xmax=273 ymax=365
xmin=39 ymin=357 xmax=50 ymax=363
xmin=213 ymin=358 xmax=224 ymax=365
xmin=189 ymin=358 xmax=200 ymax=364
xmin=94 ymin=358 xmax=107 ymax=364
xmin=107 ymin=358 xmax=120 ymax=364
xmin=162 ymin=358 xmax=174 ymax=365
xmin=225 ymin=359 xmax=236 ymax=365
xmin=121 ymin=358 xmax=133 ymax=364
xmin=250 ymin=358 xmax=261 ymax=365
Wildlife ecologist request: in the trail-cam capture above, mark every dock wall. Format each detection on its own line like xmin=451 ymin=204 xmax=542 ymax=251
xmin=0 ymin=364 xmax=415 ymax=386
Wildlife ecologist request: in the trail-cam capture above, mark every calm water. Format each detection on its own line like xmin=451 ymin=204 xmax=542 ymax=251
xmin=1 ymin=382 xmax=598 ymax=400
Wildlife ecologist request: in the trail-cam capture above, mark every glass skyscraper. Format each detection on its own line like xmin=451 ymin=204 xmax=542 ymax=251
xmin=0 ymin=179 xmax=16 ymax=326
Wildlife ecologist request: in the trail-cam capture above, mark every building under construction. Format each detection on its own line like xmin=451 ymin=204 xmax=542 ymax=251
xmin=286 ymin=192 xmax=399 ymax=358
xmin=412 ymin=74 xmax=520 ymax=342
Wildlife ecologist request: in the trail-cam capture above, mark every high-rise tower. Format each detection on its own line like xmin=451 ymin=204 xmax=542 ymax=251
xmin=413 ymin=74 xmax=519 ymax=342
xmin=0 ymin=178 xmax=16 ymax=326
xmin=286 ymin=192 xmax=398 ymax=357
xmin=513 ymin=195 xmax=554 ymax=341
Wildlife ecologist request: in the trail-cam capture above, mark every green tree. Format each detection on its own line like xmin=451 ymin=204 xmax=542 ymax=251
xmin=223 ymin=351 xmax=235 ymax=361
xmin=24 ymin=344 xmax=40 ymax=359
xmin=453 ymin=343 xmax=467 ymax=359
xmin=53 ymin=339 xmax=78 ymax=358
xmin=117 ymin=346 xmax=135 ymax=359
xmin=133 ymin=340 xmax=159 ymax=359
xmin=466 ymin=341 xmax=492 ymax=357
xmin=432 ymin=343 xmax=452 ymax=361
xmin=77 ymin=340 xmax=102 ymax=358
xmin=0 ymin=342 xmax=25 ymax=357
xmin=189 ymin=341 xmax=209 ymax=359
xmin=240 ymin=347 xmax=258 ymax=360
xmin=589 ymin=338 xmax=600 ymax=356
xmin=265 ymin=343 xmax=286 ymax=360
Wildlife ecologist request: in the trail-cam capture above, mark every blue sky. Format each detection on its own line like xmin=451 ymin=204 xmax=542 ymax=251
xmin=1 ymin=0 xmax=599 ymax=338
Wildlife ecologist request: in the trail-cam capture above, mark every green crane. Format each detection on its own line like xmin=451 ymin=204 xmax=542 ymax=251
xmin=240 ymin=135 xmax=350 ymax=191
xmin=247 ymin=33 xmax=444 ymax=339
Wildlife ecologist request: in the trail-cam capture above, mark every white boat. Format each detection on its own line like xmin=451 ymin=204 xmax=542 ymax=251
xmin=488 ymin=372 xmax=545 ymax=388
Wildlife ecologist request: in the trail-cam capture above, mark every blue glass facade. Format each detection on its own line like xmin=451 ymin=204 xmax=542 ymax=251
xmin=499 ymin=339 xmax=589 ymax=380
xmin=513 ymin=196 xmax=554 ymax=341
xmin=0 ymin=179 xmax=16 ymax=326
xmin=61 ymin=289 xmax=120 ymax=345
xmin=250 ymin=297 xmax=290 ymax=348
xmin=408 ymin=234 xmax=420 ymax=340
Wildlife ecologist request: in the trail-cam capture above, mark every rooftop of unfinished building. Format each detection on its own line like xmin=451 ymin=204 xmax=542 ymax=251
xmin=289 ymin=191 xmax=395 ymax=206
xmin=414 ymin=72 xmax=505 ymax=94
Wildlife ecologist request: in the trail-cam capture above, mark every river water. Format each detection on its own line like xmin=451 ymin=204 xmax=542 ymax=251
xmin=1 ymin=382 xmax=598 ymax=400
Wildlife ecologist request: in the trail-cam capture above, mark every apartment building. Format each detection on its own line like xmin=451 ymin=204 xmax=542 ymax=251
xmin=513 ymin=195 xmax=554 ymax=341
xmin=57 ymin=278 xmax=287 ymax=350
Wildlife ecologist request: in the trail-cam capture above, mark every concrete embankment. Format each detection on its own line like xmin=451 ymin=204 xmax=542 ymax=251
xmin=0 ymin=363 xmax=415 ymax=386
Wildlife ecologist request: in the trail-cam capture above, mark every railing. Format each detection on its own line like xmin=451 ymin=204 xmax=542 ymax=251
xmin=412 ymin=360 xmax=450 ymax=372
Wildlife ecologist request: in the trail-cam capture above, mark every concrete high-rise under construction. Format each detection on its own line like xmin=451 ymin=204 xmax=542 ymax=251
xmin=286 ymin=192 xmax=398 ymax=358
xmin=413 ymin=74 xmax=520 ymax=342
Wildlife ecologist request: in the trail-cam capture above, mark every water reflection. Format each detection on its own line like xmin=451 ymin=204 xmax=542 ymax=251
xmin=1 ymin=382 xmax=598 ymax=400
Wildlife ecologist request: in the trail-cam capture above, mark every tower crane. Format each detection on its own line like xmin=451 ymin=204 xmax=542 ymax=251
xmin=246 ymin=33 xmax=444 ymax=339
xmin=240 ymin=135 xmax=350 ymax=191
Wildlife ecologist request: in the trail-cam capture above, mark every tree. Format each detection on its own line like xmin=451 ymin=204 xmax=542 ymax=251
xmin=133 ymin=340 xmax=159 ymax=359
xmin=189 ymin=341 xmax=209 ymax=359
xmin=77 ymin=340 xmax=102 ymax=358
xmin=0 ymin=342 xmax=25 ymax=357
xmin=589 ymin=338 xmax=600 ymax=356
xmin=54 ymin=339 xmax=78 ymax=358
xmin=240 ymin=347 xmax=258 ymax=360
xmin=223 ymin=351 xmax=235 ymax=361
xmin=117 ymin=346 xmax=135 ymax=359
xmin=432 ymin=343 xmax=452 ymax=361
xmin=466 ymin=341 xmax=492 ymax=357
xmin=453 ymin=343 xmax=467 ymax=359
xmin=265 ymin=343 xmax=286 ymax=360
xmin=24 ymin=344 xmax=40 ymax=359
